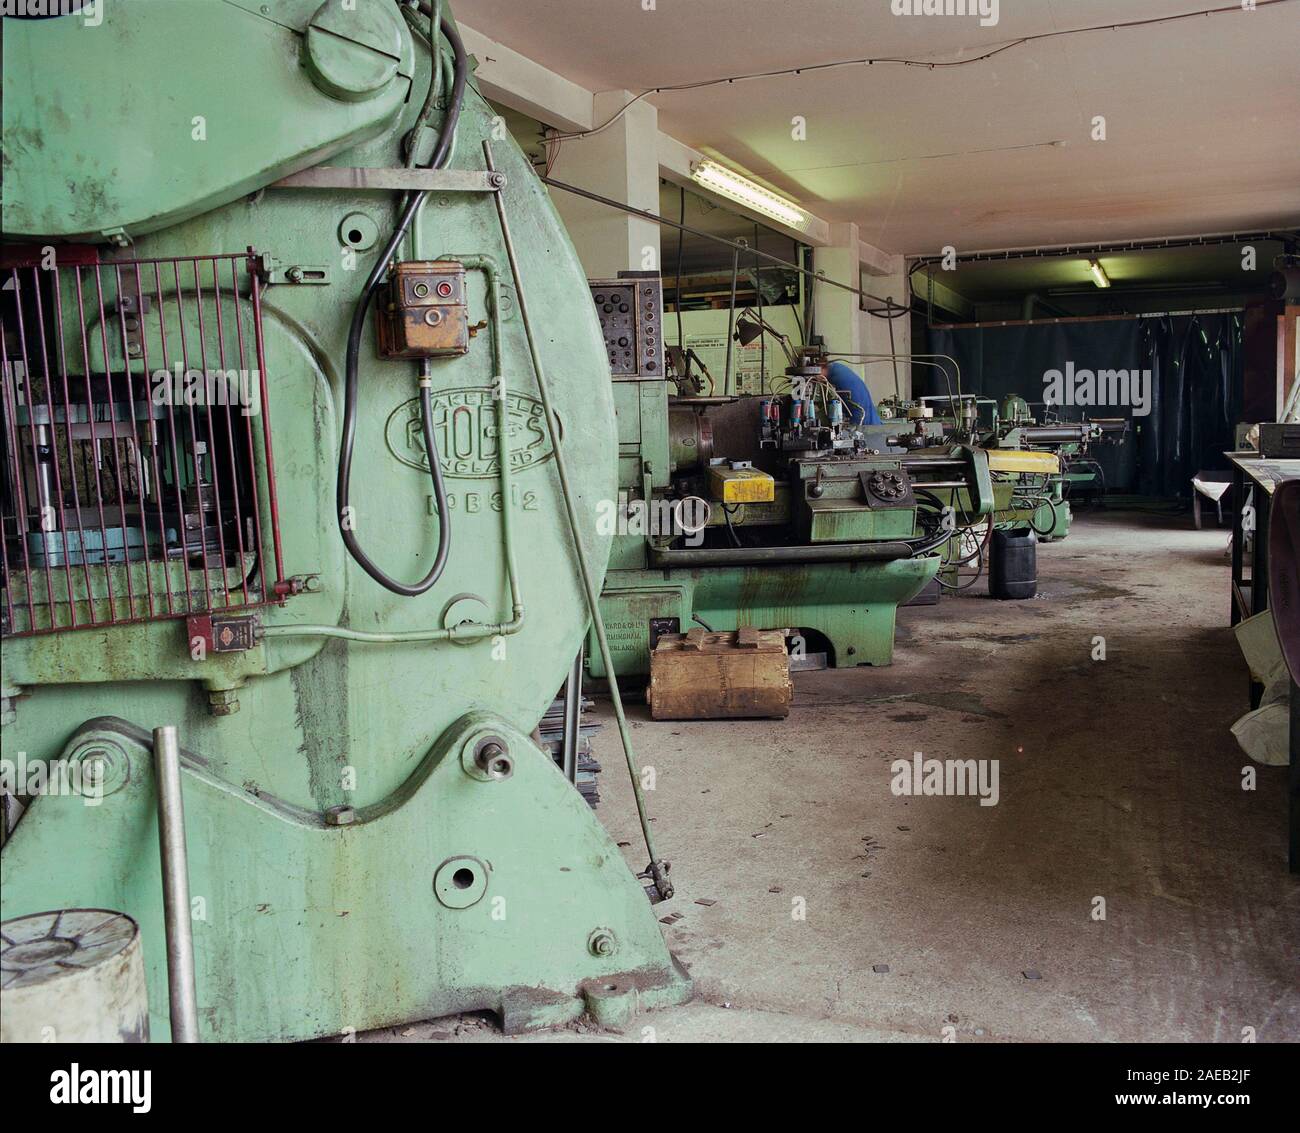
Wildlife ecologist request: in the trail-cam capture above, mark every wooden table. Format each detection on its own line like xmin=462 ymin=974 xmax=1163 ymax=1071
xmin=1226 ymin=451 xmax=1300 ymax=871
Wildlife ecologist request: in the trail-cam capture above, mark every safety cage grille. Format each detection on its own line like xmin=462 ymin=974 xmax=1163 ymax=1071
xmin=0 ymin=250 xmax=286 ymax=638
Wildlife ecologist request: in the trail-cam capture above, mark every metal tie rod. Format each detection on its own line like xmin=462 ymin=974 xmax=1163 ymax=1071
xmin=484 ymin=140 xmax=673 ymax=902
xmin=153 ymin=725 xmax=200 ymax=1043
xmin=270 ymin=167 xmax=504 ymax=192
xmin=540 ymin=174 xmax=894 ymax=309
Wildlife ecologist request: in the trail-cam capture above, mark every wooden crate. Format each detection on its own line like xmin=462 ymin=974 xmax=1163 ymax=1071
xmin=647 ymin=627 xmax=792 ymax=720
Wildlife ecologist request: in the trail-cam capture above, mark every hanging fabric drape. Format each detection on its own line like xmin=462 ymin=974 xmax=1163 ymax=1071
xmin=927 ymin=314 xmax=1243 ymax=496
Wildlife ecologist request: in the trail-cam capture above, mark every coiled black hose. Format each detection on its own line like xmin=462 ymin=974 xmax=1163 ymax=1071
xmin=1023 ymin=496 xmax=1057 ymax=536
xmin=335 ymin=9 xmax=468 ymax=596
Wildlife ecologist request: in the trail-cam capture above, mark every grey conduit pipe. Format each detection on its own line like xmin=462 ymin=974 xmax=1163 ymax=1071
xmin=724 ymin=246 xmax=739 ymax=397
xmin=652 ymin=542 xmax=917 ymax=568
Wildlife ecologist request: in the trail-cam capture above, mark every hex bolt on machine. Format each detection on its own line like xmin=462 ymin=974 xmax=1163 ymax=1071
xmin=0 ymin=0 xmax=688 ymax=1040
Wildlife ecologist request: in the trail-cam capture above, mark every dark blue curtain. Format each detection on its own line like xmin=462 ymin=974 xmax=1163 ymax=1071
xmin=926 ymin=314 xmax=1242 ymax=496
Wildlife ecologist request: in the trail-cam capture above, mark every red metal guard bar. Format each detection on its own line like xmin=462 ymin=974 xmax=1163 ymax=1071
xmin=0 ymin=250 xmax=287 ymax=637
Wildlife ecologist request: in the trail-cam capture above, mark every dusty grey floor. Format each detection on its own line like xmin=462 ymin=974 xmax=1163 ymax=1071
xmin=366 ymin=508 xmax=1299 ymax=1043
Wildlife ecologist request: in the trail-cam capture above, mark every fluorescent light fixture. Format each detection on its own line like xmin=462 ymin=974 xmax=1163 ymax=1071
xmin=1088 ymin=259 xmax=1111 ymax=288
xmin=691 ymin=159 xmax=808 ymax=229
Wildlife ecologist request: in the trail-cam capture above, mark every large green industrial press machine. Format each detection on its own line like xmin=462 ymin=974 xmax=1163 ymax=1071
xmin=0 ymin=0 xmax=688 ymax=1040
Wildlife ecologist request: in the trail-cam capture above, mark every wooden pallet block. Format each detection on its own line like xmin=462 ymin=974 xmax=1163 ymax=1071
xmin=647 ymin=627 xmax=792 ymax=720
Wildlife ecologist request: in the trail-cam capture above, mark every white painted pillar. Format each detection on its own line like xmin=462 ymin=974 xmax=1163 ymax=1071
xmin=812 ymin=222 xmax=862 ymax=361
xmin=860 ymin=258 xmax=913 ymax=402
xmin=815 ymin=226 xmax=915 ymax=403
xmin=548 ymin=90 xmax=660 ymax=279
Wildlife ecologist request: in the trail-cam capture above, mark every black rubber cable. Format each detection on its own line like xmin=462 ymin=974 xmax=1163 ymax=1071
xmin=335 ymin=10 xmax=467 ymax=596
xmin=722 ymin=503 xmax=742 ymax=548
xmin=885 ymin=297 xmax=901 ymax=399
xmin=1024 ymin=499 xmax=1057 ymax=537
xmin=948 ymin=513 xmax=993 ymax=567
xmin=935 ymin=538 xmax=985 ymax=591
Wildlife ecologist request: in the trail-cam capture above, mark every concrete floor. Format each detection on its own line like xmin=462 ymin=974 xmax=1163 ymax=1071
xmin=367 ymin=508 xmax=1299 ymax=1043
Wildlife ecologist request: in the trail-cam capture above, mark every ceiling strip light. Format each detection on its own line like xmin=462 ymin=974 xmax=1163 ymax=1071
xmin=1088 ymin=259 xmax=1112 ymax=288
xmin=691 ymin=160 xmax=808 ymax=229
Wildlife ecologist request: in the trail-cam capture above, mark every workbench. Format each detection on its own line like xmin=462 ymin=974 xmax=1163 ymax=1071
xmin=1226 ymin=451 xmax=1300 ymax=872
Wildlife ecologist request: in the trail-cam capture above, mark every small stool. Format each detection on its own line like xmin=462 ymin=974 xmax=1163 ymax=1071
xmin=1191 ymin=470 xmax=1232 ymax=528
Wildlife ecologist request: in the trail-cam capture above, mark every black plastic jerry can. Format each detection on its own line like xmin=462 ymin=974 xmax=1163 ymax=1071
xmin=989 ymin=528 xmax=1038 ymax=600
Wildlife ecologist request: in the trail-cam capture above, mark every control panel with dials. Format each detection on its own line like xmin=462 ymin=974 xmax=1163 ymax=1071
xmin=588 ymin=273 xmax=663 ymax=380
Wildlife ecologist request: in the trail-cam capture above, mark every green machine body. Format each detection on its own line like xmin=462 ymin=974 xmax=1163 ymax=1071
xmin=0 ymin=0 xmax=688 ymax=1040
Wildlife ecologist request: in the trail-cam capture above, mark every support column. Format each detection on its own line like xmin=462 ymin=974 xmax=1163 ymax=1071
xmin=812 ymin=222 xmax=862 ymax=360
xmin=861 ymin=253 xmax=913 ymax=403
xmin=548 ymin=90 xmax=660 ymax=278
xmin=815 ymin=225 xmax=914 ymax=404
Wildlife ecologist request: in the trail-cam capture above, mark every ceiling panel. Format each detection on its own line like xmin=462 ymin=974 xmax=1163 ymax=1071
xmin=455 ymin=0 xmax=1300 ymax=252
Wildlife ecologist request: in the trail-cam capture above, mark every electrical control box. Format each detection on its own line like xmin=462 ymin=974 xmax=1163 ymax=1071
xmin=377 ymin=260 xmax=469 ymax=360
xmin=588 ymin=272 xmax=663 ymax=380
xmin=1258 ymin=423 xmax=1300 ymax=459
xmin=708 ymin=461 xmax=776 ymax=504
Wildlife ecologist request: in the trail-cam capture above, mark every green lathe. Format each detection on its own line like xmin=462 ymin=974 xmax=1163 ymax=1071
xmin=879 ymin=392 xmax=1124 ymax=579
xmin=1 ymin=0 xmax=687 ymax=1040
xmin=584 ymin=283 xmax=993 ymax=678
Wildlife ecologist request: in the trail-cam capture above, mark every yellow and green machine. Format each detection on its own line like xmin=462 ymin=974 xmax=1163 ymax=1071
xmin=876 ymin=392 xmax=1122 ymax=587
xmin=0 ymin=0 xmax=688 ymax=1040
xmin=583 ymin=314 xmax=1000 ymax=676
xmin=585 ymin=325 xmax=1127 ymax=676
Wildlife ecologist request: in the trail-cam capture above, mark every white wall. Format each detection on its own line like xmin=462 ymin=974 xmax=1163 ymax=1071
xmin=672 ymin=306 xmax=804 ymax=396
xmin=480 ymin=29 xmax=914 ymax=404
xmin=547 ymin=91 xmax=661 ymax=279
xmin=857 ymin=262 xmax=914 ymax=404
